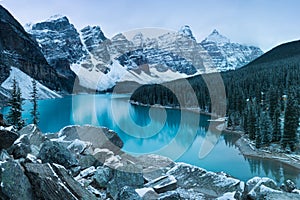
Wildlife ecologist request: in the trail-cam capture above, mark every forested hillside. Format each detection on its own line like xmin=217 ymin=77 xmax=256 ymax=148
xmin=130 ymin=40 xmax=300 ymax=151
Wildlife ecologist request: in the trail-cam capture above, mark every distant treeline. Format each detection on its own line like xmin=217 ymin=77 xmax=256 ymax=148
xmin=130 ymin=41 xmax=300 ymax=151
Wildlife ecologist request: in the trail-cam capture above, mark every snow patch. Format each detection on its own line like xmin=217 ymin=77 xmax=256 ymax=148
xmin=1 ymin=67 xmax=61 ymax=99
xmin=216 ymin=192 xmax=236 ymax=200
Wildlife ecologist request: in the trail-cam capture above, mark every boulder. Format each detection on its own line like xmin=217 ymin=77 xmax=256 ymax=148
xmin=247 ymin=184 xmax=282 ymax=200
xmin=135 ymin=188 xmax=159 ymax=199
xmin=0 ymin=160 xmax=34 ymax=199
xmin=67 ymin=139 xmax=91 ymax=154
xmin=116 ymin=186 xmax=142 ymax=200
xmin=145 ymin=175 xmax=177 ymax=194
xmin=9 ymin=134 xmax=31 ymax=159
xmin=38 ymin=140 xmax=78 ymax=169
xmin=135 ymin=154 xmax=175 ymax=182
xmin=0 ymin=129 xmax=19 ymax=149
xmin=0 ymin=149 xmax=10 ymax=161
xmin=108 ymin=163 xmax=144 ymax=198
xmin=245 ymin=177 xmax=279 ymax=200
xmin=79 ymin=154 xmax=99 ymax=170
xmin=281 ymin=179 xmax=296 ymax=192
xmin=158 ymin=191 xmax=182 ymax=200
xmin=24 ymin=163 xmax=77 ymax=200
xmin=166 ymin=163 xmax=241 ymax=197
xmin=52 ymin=163 xmax=98 ymax=200
xmin=18 ymin=124 xmax=40 ymax=136
xmin=92 ymin=166 xmax=113 ymax=188
xmin=58 ymin=125 xmax=123 ymax=152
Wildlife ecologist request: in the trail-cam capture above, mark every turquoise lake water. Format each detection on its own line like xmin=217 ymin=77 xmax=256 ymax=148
xmin=2 ymin=94 xmax=300 ymax=186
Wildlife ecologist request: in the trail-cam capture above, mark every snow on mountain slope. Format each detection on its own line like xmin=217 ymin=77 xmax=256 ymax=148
xmin=27 ymin=16 xmax=263 ymax=92
xmin=1 ymin=67 xmax=61 ymax=99
xmin=200 ymin=30 xmax=263 ymax=71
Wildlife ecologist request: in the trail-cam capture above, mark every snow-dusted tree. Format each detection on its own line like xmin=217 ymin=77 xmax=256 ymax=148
xmin=282 ymin=93 xmax=299 ymax=151
xmin=260 ymin=109 xmax=273 ymax=145
xmin=7 ymin=78 xmax=25 ymax=130
xmin=247 ymin=98 xmax=257 ymax=141
xmin=30 ymin=79 xmax=39 ymax=125
xmin=272 ymin=104 xmax=282 ymax=142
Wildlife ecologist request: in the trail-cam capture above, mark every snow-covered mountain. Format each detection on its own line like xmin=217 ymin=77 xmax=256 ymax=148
xmin=1 ymin=67 xmax=61 ymax=99
xmin=200 ymin=29 xmax=264 ymax=71
xmin=27 ymin=16 xmax=263 ymax=91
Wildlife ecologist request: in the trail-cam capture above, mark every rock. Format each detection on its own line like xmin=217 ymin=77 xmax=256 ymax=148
xmin=29 ymin=128 xmax=48 ymax=147
xmin=135 ymin=188 xmax=159 ymax=199
xmin=67 ymin=139 xmax=91 ymax=154
xmin=166 ymin=163 xmax=241 ymax=197
xmin=78 ymin=166 xmax=96 ymax=178
xmin=58 ymin=125 xmax=123 ymax=153
xmin=116 ymin=186 xmax=142 ymax=200
xmin=136 ymin=154 xmax=175 ymax=182
xmin=87 ymin=185 xmax=107 ymax=199
xmin=25 ymin=153 xmax=39 ymax=163
xmin=91 ymin=166 xmax=113 ymax=188
xmin=52 ymin=163 xmax=97 ymax=200
xmin=9 ymin=134 xmax=31 ymax=159
xmin=0 ymin=129 xmax=19 ymax=149
xmin=173 ymin=188 xmax=205 ymax=200
xmin=247 ymin=184 xmax=282 ymax=200
xmin=245 ymin=177 xmax=279 ymax=200
xmin=158 ymin=191 xmax=182 ymax=200
xmin=145 ymin=175 xmax=177 ymax=194
xmin=24 ymin=163 xmax=77 ymax=200
xmin=79 ymin=154 xmax=99 ymax=169
xmin=108 ymin=163 xmax=144 ymax=199
xmin=0 ymin=149 xmax=10 ymax=161
xmin=93 ymin=148 xmax=123 ymax=168
xmin=264 ymin=192 xmax=300 ymax=200
xmin=281 ymin=179 xmax=296 ymax=192
xmin=0 ymin=160 xmax=34 ymax=199
xmin=38 ymin=140 xmax=78 ymax=169
xmin=18 ymin=124 xmax=39 ymax=136
xmin=245 ymin=177 xmax=278 ymax=195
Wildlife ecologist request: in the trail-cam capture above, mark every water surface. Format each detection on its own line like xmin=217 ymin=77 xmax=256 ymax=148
xmin=2 ymin=94 xmax=300 ymax=186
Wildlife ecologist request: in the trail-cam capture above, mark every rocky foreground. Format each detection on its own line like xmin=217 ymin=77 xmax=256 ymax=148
xmin=0 ymin=125 xmax=300 ymax=200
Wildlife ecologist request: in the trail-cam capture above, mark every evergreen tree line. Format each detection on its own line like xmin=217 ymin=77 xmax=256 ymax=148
xmin=130 ymin=63 xmax=300 ymax=152
xmin=5 ymin=78 xmax=39 ymax=130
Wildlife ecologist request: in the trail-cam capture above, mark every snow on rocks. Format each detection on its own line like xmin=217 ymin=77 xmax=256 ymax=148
xmin=1 ymin=124 xmax=300 ymax=199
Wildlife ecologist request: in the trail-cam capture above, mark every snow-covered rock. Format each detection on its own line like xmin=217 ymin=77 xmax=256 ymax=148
xmin=27 ymin=16 xmax=263 ymax=91
xmin=1 ymin=67 xmax=61 ymax=99
xmin=200 ymin=29 xmax=263 ymax=71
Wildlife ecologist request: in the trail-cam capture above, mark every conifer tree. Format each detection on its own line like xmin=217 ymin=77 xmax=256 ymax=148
xmin=7 ymin=78 xmax=25 ymax=130
xmin=272 ymin=104 xmax=282 ymax=142
xmin=30 ymin=79 xmax=39 ymax=125
xmin=282 ymin=93 xmax=299 ymax=151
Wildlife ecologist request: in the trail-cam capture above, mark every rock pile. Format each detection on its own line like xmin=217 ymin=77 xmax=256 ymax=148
xmin=0 ymin=125 xmax=300 ymax=199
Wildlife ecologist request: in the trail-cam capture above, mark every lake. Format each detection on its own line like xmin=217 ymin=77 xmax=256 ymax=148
xmin=2 ymin=94 xmax=300 ymax=186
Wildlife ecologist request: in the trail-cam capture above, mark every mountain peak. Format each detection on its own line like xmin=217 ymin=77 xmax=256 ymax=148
xmin=203 ymin=29 xmax=230 ymax=44
xmin=46 ymin=14 xmax=68 ymax=22
xmin=178 ymin=25 xmax=195 ymax=40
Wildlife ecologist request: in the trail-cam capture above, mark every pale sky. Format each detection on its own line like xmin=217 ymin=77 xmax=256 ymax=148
xmin=1 ymin=0 xmax=300 ymax=51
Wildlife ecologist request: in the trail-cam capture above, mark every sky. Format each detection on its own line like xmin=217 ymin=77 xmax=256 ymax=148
xmin=1 ymin=0 xmax=300 ymax=51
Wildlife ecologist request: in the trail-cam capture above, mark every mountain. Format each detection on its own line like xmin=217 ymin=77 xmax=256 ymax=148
xmin=1 ymin=67 xmax=61 ymax=99
xmin=200 ymin=29 xmax=264 ymax=71
xmin=0 ymin=5 xmax=64 ymax=92
xmin=26 ymin=15 xmax=80 ymax=92
xmin=130 ymin=39 xmax=300 ymax=113
xmin=27 ymin=16 xmax=263 ymax=92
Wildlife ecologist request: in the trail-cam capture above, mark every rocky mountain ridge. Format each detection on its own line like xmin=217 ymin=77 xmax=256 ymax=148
xmin=0 ymin=6 xmax=75 ymax=102
xmin=27 ymin=15 xmax=263 ymax=91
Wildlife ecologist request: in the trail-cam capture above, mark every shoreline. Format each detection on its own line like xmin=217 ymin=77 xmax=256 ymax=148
xmin=220 ymin=125 xmax=300 ymax=171
xmin=130 ymin=101 xmax=300 ymax=172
